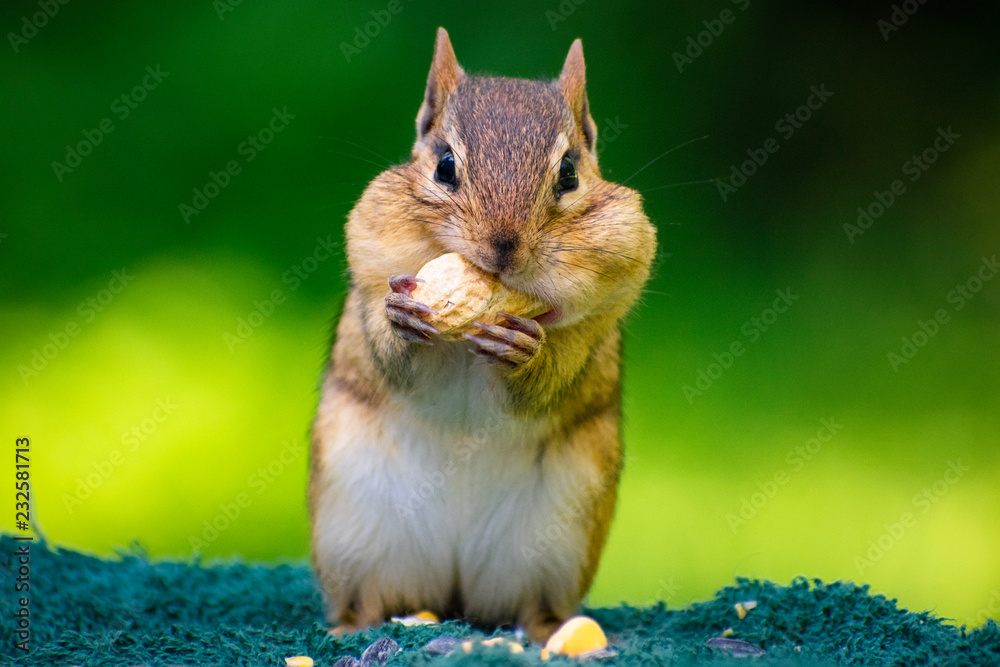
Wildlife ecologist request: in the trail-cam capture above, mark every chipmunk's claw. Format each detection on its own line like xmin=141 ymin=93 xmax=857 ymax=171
xmin=464 ymin=313 xmax=542 ymax=368
xmin=386 ymin=275 xmax=439 ymax=345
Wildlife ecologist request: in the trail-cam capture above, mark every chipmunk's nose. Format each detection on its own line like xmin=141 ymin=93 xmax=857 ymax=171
xmin=490 ymin=231 xmax=520 ymax=274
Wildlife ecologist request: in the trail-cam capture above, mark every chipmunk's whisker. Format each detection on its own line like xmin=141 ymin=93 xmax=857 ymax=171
xmin=323 ymin=136 xmax=398 ymax=168
xmin=620 ymin=134 xmax=710 ymax=186
xmin=546 ymin=218 xmax=637 ymax=238
xmin=637 ymin=178 xmax=720 ymax=194
xmin=326 ymin=150 xmax=390 ymax=172
xmin=548 ymin=257 xmax=615 ymax=281
xmin=546 ymin=243 xmax=642 ymax=264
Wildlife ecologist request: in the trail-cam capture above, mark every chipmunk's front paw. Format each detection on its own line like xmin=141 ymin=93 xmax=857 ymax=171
xmin=385 ymin=275 xmax=439 ymax=345
xmin=463 ymin=312 xmax=543 ymax=368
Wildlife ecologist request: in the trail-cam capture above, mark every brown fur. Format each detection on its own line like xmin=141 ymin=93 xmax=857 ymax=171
xmin=309 ymin=28 xmax=656 ymax=643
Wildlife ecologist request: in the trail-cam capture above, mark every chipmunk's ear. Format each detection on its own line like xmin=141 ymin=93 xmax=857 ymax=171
xmin=558 ymin=39 xmax=598 ymax=154
xmin=416 ymin=27 xmax=464 ymax=142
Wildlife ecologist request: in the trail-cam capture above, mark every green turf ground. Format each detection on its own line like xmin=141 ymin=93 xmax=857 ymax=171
xmin=2 ymin=535 xmax=998 ymax=665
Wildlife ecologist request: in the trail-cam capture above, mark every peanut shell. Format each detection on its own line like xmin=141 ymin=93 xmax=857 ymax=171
xmin=410 ymin=253 xmax=548 ymax=340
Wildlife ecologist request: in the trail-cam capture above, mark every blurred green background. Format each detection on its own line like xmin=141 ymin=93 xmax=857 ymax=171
xmin=2 ymin=1 xmax=998 ymax=629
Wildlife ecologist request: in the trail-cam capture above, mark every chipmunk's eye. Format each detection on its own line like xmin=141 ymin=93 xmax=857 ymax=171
xmin=556 ymin=154 xmax=578 ymax=195
xmin=435 ymin=150 xmax=457 ymax=187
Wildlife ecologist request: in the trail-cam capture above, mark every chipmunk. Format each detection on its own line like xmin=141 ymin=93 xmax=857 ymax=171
xmin=309 ymin=27 xmax=656 ymax=642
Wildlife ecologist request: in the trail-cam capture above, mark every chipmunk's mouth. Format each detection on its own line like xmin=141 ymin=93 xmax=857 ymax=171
xmin=534 ymin=307 xmax=563 ymax=326
xmin=494 ymin=267 xmax=564 ymax=326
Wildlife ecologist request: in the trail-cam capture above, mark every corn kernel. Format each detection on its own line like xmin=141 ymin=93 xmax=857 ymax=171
xmin=391 ymin=610 xmax=440 ymax=626
xmin=735 ymin=599 xmax=758 ymax=620
xmin=544 ymin=616 xmax=608 ymax=658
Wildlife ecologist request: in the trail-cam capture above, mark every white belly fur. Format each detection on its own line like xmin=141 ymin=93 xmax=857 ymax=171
xmin=313 ymin=347 xmax=596 ymax=622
